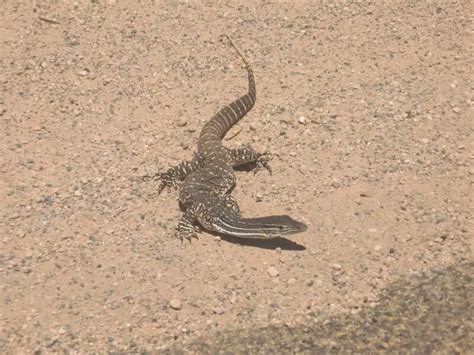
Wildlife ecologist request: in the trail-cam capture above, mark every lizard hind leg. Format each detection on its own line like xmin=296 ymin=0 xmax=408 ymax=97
xmin=223 ymin=194 xmax=241 ymax=217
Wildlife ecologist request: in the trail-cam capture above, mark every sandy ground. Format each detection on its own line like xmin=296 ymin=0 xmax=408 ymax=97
xmin=169 ymin=263 xmax=473 ymax=353
xmin=1 ymin=1 xmax=472 ymax=352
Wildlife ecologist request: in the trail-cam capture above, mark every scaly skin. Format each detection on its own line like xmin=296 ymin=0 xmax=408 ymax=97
xmin=160 ymin=35 xmax=306 ymax=241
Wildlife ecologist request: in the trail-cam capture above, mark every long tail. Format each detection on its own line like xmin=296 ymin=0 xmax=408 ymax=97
xmin=198 ymin=35 xmax=256 ymax=150
xmin=211 ymin=214 xmax=307 ymax=239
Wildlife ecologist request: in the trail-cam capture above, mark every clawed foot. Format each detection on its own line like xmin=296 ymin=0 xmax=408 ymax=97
xmin=254 ymin=153 xmax=272 ymax=175
xmin=157 ymin=171 xmax=181 ymax=195
xmin=141 ymin=171 xmax=180 ymax=195
xmin=175 ymin=225 xmax=200 ymax=243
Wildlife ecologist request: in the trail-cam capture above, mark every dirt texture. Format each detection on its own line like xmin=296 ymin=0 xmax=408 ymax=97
xmin=1 ymin=1 xmax=472 ymax=353
xmin=169 ymin=263 xmax=473 ymax=354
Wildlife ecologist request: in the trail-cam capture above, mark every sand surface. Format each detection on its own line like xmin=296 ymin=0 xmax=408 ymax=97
xmin=1 ymin=1 xmax=472 ymax=352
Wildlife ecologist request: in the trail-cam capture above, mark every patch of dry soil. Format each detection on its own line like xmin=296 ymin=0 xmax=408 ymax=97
xmin=1 ymin=1 xmax=472 ymax=352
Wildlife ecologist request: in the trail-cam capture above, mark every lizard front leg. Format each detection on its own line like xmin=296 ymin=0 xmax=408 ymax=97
xmin=228 ymin=146 xmax=272 ymax=175
xmin=176 ymin=204 xmax=202 ymax=242
xmin=146 ymin=153 xmax=206 ymax=194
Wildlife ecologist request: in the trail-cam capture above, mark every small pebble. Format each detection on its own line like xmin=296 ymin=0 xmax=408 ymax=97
xmin=169 ymin=299 xmax=182 ymax=310
xmin=298 ymin=116 xmax=307 ymax=124
xmin=435 ymin=235 xmax=447 ymax=243
xmin=177 ymin=118 xmax=188 ymax=127
xmin=331 ymin=178 xmax=341 ymax=188
xmin=268 ymin=266 xmax=279 ymax=277
xmin=332 ymin=263 xmax=342 ymax=271
xmin=213 ymin=306 xmax=225 ymax=315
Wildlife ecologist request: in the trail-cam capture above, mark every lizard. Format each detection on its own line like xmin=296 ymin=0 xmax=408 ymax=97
xmin=156 ymin=35 xmax=307 ymax=240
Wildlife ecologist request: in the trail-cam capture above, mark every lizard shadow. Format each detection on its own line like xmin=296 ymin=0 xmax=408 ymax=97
xmin=206 ymin=230 xmax=306 ymax=251
xmin=234 ymin=163 xmax=261 ymax=174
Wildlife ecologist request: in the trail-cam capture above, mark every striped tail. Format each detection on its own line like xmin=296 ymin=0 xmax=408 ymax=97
xmin=198 ymin=35 xmax=256 ymax=147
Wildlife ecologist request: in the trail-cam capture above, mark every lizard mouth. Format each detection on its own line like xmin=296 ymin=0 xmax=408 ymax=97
xmin=268 ymin=217 xmax=307 ymax=236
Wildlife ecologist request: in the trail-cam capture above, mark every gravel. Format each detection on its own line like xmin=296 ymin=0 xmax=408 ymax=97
xmin=1 ymin=1 xmax=471 ymax=352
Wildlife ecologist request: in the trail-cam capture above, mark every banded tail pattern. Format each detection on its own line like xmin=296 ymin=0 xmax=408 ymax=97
xmin=198 ymin=35 xmax=256 ymax=149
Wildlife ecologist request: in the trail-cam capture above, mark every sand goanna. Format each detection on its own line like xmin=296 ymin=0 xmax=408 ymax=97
xmin=155 ymin=35 xmax=307 ymax=241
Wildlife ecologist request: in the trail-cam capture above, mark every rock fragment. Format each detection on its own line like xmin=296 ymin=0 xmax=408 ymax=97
xmin=268 ymin=266 xmax=279 ymax=277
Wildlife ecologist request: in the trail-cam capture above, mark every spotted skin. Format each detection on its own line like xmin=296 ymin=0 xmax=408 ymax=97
xmin=229 ymin=146 xmax=272 ymax=175
xmin=160 ymin=35 xmax=307 ymax=241
xmin=157 ymin=153 xmax=206 ymax=194
xmin=156 ymin=146 xmax=270 ymax=194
